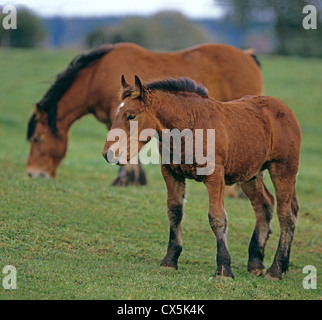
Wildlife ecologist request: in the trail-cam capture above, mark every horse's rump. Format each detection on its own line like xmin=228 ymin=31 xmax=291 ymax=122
xmin=217 ymin=95 xmax=301 ymax=181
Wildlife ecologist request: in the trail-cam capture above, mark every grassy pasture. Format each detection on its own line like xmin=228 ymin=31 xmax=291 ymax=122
xmin=0 ymin=48 xmax=321 ymax=300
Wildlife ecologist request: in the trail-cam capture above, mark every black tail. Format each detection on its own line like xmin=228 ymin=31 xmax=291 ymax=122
xmin=244 ymin=48 xmax=261 ymax=68
xmin=250 ymin=54 xmax=261 ymax=68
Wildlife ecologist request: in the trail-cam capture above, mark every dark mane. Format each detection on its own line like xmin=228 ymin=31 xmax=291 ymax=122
xmin=147 ymin=78 xmax=208 ymax=97
xmin=27 ymin=44 xmax=114 ymax=140
xmin=122 ymin=77 xmax=208 ymax=100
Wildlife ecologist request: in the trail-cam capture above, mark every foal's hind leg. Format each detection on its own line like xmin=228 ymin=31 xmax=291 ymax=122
xmin=266 ymin=163 xmax=299 ymax=280
xmin=241 ymin=172 xmax=275 ymax=276
xmin=160 ymin=165 xmax=186 ymax=269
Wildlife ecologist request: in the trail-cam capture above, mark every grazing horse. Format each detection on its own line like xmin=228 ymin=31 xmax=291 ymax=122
xmin=102 ymin=76 xmax=301 ymax=280
xmin=26 ymin=42 xmax=262 ymax=192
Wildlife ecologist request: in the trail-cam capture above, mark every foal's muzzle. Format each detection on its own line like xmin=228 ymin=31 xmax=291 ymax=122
xmin=102 ymin=149 xmax=123 ymax=165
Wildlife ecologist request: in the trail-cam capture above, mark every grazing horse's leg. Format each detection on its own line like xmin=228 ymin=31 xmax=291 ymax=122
xmin=112 ymin=162 xmax=147 ymax=186
xmin=205 ymin=168 xmax=234 ymax=278
xmin=241 ymin=172 xmax=275 ymax=276
xmin=266 ymin=163 xmax=299 ymax=280
xmin=225 ymin=184 xmax=246 ymax=198
xmin=160 ymin=165 xmax=186 ymax=269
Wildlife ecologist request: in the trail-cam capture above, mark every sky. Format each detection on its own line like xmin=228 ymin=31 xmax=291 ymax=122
xmin=1 ymin=0 xmax=223 ymax=18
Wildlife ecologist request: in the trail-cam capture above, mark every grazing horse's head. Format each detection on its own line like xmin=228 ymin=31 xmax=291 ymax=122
xmin=26 ymin=105 xmax=67 ymax=178
xmin=102 ymin=75 xmax=157 ymax=165
xmin=26 ymin=45 xmax=113 ymax=178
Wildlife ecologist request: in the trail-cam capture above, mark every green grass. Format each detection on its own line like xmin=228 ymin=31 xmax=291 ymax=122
xmin=0 ymin=49 xmax=321 ymax=299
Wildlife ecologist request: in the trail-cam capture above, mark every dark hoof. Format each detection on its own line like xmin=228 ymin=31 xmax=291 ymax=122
xmin=248 ymin=267 xmax=265 ymax=277
xmin=112 ymin=164 xmax=147 ymax=187
xmin=248 ymin=259 xmax=265 ymax=276
xmin=215 ymin=265 xmax=235 ymax=279
xmin=265 ymin=266 xmax=282 ymax=280
xmin=160 ymin=257 xmax=178 ymax=270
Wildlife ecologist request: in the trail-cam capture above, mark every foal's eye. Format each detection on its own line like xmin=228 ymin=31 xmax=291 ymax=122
xmin=32 ymin=136 xmax=41 ymax=143
xmin=127 ymin=114 xmax=136 ymax=120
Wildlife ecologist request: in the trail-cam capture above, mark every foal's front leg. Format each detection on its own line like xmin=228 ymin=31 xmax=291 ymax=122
xmin=160 ymin=165 xmax=186 ymax=269
xmin=205 ymin=169 xmax=234 ymax=278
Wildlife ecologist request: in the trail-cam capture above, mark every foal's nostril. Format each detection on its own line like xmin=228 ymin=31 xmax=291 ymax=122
xmin=102 ymin=150 xmax=111 ymax=161
xmin=27 ymin=172 xmax=33 ymax=177
xmin=106 ymin=149 xmax=115 ymax=162
xmin=104 ymin=149 xmax=121 ymax=164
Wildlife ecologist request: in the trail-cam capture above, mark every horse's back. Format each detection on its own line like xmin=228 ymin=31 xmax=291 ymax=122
xmin=98 ymin=42 xmax=263 ymax=102
xmin=171 ymin=43 xmax=263 ymax=100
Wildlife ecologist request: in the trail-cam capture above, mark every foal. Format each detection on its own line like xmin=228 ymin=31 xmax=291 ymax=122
xmin=102 ymin=76 xmax=301 ymax=280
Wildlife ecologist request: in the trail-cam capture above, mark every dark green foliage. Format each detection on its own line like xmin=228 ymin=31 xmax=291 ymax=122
xmin=0 ymin=7 xmax=45 ymax=48
xmin=86 ymin=11 xmax=211 ymax=51
xmin=214 ymin=0 xmax=322 ymax=57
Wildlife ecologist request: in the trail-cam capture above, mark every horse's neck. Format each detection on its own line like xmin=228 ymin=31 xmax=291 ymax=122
xmin=55 ymin=70 xmax=115 ymax=132
xmin=153 ymin=94 xmax=194 ymax=133
xmin=55 ymin=72 xmax=95 ymax=132
xmin=55 ymin=97 xmax=89 ymax=133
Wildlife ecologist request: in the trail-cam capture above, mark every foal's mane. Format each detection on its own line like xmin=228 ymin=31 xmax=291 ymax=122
xmin=148 ymin=78 xmax=209 ymax=97
xmin=27 ymin=44 xmax=115 ymax=140
xmin=123 ymin=77 xmax=208 ymax=100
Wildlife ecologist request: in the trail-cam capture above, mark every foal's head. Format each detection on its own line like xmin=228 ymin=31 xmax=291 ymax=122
xmin=102 ymin=75 xmax=157 ymax=165
xmin=102 ymin=75 xmax=209 ymax=165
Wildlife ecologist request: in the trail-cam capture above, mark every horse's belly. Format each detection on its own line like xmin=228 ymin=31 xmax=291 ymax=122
xmin=224 ymin=167 xmax=263 ymax=185
xmin=224 ymin=146 xmax=269 ymax=184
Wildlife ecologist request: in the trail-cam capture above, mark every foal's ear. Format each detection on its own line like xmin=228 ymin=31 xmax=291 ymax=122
xmin=133 ymin=75 xmax=146 ymax=100
xmin=121 ymin=75 xmax=130 ymax=88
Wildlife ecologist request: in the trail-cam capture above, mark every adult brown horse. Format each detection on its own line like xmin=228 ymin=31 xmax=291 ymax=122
xmin=102 ymin=76 xmax=301 ymax=280
xmin=26 ymin=42 xmax=262 ymax=191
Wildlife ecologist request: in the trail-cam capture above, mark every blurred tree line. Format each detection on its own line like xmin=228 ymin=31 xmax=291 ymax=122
xmin=0 ymin=7 xmax=45 ymax=47
xmin=1 ymin=3 xmax=321 ymax=57
xmin=86 ymin=11 xmax=211 ymax=51
xmin=214 ymin=0 xmax=322 ymax=57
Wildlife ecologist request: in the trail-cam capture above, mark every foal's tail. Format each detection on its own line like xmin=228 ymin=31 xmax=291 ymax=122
xmin=244 ymin=48 xmax=261 ymax=68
